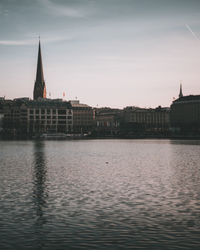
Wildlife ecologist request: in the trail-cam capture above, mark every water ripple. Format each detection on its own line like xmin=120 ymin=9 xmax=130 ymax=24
xmin=1 ymin=140 xmax=200 ymax=249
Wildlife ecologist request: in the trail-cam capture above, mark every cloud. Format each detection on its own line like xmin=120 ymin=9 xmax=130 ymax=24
xmin=0 ymin=40 xmax=34 ymax=46
xmin=0 ymin=36 xmax=72 ymax=46
xmin=40 ymin=0 xmax=87 ymax=18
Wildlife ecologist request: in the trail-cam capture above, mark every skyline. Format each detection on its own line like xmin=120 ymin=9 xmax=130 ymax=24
xmin=1 ymin=0 xmax=200 ymax=108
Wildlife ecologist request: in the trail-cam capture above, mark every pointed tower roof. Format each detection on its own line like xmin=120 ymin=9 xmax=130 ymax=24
xmin=36 ymin=40 xmax=44 ymax=83
xmin=33 ymin=39 xmax=46 ymax=100
xmin=179 ymin=83 xmax=183 ymax=98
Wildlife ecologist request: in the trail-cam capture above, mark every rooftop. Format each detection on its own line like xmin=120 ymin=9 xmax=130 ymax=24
xmin=3 ymin=98 xmax=72 ymax=108
xmin=173 ymin=95 xmax=200 ymax=104
xmin=69 ymin=100 xmax=91 ymax=108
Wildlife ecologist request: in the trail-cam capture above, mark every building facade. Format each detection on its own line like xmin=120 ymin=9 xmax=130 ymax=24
xmin=70 ymin=100 xmax=94 ymax=134
xmin=170 ymin=95 xmax=200 ymax=134
xmin=121 ymin=106 xmax=170 ymax=135
xmin=0 ymin=97 xmax=5 ymax=133
xmin=3 ymin=98 xmax=73 ymax=137
xmin=95 ymin=108 xmax=121 ymax=136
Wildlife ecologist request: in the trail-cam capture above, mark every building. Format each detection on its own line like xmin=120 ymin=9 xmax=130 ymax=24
xmin=95 ymin=108 xmax=121 ymax=136
xmin=170 ymin=85 xmax=200 ymax=134
xmin=70 ymin=100 xmax=94 ymax=134
xmin=2 ymin=40 xmax=73 ymax=137
xmin=3 ymin=98 xmax=73 ymax=137
xmin=2 ymin=40 xmax=75 ymax=138
xmin=0 ymin=97 xmax=5 ymax=133
xmin=121 ymin=106 xmax=170 ymax=135
xmin=94 ymin=106 xmax=170 ymax=137
xmin=33 ymin=41 xmax=46 ymax=100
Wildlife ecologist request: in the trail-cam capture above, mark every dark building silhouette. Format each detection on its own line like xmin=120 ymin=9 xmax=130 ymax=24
xmin=170 ymin=85 xmax=200 ymax=135
xmin=33 ymin=41 xmax=46 ymax=100
xmin=0 ymin=97 xmax=4 ymax=134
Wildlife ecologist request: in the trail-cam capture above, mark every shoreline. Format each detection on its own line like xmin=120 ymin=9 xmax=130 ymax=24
xmin=1 ymin=135 xmax=200 ymax=140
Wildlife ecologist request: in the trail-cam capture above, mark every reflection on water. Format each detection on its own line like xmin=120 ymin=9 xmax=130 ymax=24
xmin=170 ymin=139 xmax=200 ymax=145
xmin=0 ymin=139 xmax=200 ymax=250
xmin=32 ymin=141 xmax=47 ymax=249
xmin=33 ymin=141 xmax=47 ymax=220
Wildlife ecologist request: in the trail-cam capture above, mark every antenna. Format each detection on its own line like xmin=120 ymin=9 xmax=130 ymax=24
xmin=179 ymin=80 xmax=183 ymax=98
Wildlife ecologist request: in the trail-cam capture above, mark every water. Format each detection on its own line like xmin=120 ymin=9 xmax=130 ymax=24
xmin=0 ymin=139 xmax=200 ymax=250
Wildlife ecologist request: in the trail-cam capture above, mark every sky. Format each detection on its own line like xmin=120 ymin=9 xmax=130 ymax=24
xmin=0 ymin=0 xmax=200 ymax=108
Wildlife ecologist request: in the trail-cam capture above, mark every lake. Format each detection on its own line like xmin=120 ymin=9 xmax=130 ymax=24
xmin=0 ymin=139 xmax=200 ymax=249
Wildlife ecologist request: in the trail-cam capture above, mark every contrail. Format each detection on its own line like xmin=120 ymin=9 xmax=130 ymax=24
xmin=185 ymin=24 xmax=200 ymax=41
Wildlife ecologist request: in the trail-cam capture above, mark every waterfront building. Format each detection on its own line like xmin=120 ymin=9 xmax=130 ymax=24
xmin=2 ymin=40 xmax=74 ymax=137
xmin=170 ymin=86 xmax=200 ymax=134
xmin=95 ymin=108 xmax=121 ymax=136
xmin=3 ymin=98 xmax=72 ymax=136
xmin=33 ymin=41 xmax=46 ymax=100
xmin=1 ymin=39 xmax=176 ymax=138
xmin=69 ymin=100 xmax=95 ymax=134
xmin=121 ymin=106 xmax=170 ymax=135
xmin=0 ymin=98 xmax=5 ymax=133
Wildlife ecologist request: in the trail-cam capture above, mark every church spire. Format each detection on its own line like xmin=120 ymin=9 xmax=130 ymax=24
xmin=33 ymin=39 xmax=46 ymax=100
xmin=179 ymin=83 xmax=183 ymax=98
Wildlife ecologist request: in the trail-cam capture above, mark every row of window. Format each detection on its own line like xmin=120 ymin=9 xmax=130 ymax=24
xmin=29 ymin=125 xmax=72 ymax=130
xmin=28 ymin=109 xmax=72 ymax=115
xmin=29 ymin=120 xmax=72 ymax=125
xmin=127 ymin=115 xmax=167 ymax=123
xmin=74 ymin=121 xmax=93 ymax=125
xmin=28 ymin=115 xmax=72 ymax=120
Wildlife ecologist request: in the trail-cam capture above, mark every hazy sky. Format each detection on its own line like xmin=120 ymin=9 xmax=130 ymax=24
xmin=0 ymin=0 xmax=200 ymax=108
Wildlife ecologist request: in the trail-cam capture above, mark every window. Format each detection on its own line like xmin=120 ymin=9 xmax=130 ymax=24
xmin=58 ymin=110 xmax=66 ymax=115
xmin=58 ymin=120 xmax=66 ymax=124
xmin=58 ymin=116 xmax=65 ymax=119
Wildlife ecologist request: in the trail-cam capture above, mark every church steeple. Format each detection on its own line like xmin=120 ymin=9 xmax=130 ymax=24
xmin=33 ymin=39 xmax=46 ymax=100
xmin=179 ymin=83 xmax=183 ymax=98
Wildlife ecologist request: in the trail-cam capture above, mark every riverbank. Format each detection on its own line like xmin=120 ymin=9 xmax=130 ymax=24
xmin=1 ymin=134 xmax=200 ymax=140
